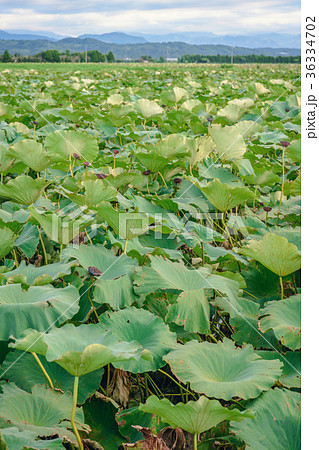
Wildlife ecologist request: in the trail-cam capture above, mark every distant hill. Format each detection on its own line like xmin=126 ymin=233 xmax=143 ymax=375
xmin=137 ymin=32 xmax=301 ymax=49
xmin=78 ymin=32 xmax=147 ymax=44
xmin=0 ymin=38 xmax=300 ymax=59
xmin=0 ymin=30 xmax=301 ymax=49
xmin=0 ymin=30 xmax=58 ymax=41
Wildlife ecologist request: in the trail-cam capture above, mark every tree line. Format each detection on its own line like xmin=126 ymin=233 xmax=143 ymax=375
xmin=180 ymin=54 xmax=301 ymax=64
xmin=0 ymin=49 xmax=300 ymax=64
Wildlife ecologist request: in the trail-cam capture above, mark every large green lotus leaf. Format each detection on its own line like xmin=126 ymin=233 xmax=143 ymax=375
xmin=0 ymin=383 xmax=86 ymax=444
xmin=0 ymin=176 xmax=47 ymax=205
xmin=98 ymin=307 xmax=176 ymax=373
xmin=255 ymin=226 xmax=301 ymax=251
xmin=0 ymin=227 xmax=16 ymax=259
xmin=197 ymin=180 xmax=254 ymax=212
xmin=0 ymin=203 xmax=29 ymax=225
xmin=217 ymin=98 xmax=254 ymax=123
xmin=14 ymin=223 xmax=39 ymax=258
xmin=44 ymin=130 xmax=98 ymax=162
xmin=29 ymin=206 xmax=92 ymax=246
xmin=186 ymin=136 xmax=215 ymax=166
xmin=164 ymin=339 xmax=282 ymax=400
xmin=244 ymin=167 xmax=281 ymax=187
xmin=96 ymin=202 xmax=150 ymax=240
xmin=259 ymin=295 xmax=301 ymax=350
xmin=240 ymin=233 xmax=301 ymax=277
xmin=0 ymin=427 xmax=64 ymax=450
xmin=134 ymin=256 xmax=238 ymax=333
xmin=4 ymin=260 xmax=75 ymax=286
xmin=0 ymin=284 xmax=79 ymax=341
xmin=136 ymin=151 xmax=168 ymax=173
xmin=68 ymin=179 xmax=117 ymax=208
xmin=231 ymin=388 xmax=301 ymax=449
xmin=134 ymin=99 xmax=163 ymax=119
xmin=9 ymin=329 xmax=48 ymax=356
xmin=258 ymin=130 xmax=288 ymax=145
xmin=234 ymin=120 xmax=263 ymax=139
xmin=134 ymin=256 xmax=210 ymax=294
xmin=83 ymin=393 xmax=125 ymax=450
xmin=7 ymin=140 xmax=52 ymax=172
xmin=242 ymin=263 xmax=280 ymax=303
xmin=140 ymin=396 xmax=253 ymax=435
xmin=0 ymin=144 xmax=15 ymax=174
xmin=166 ymin=289 xmax=210 ymax=333
xmin=212 ymin=295 xmax=278 ymax=349
xmin=209 ymin=124 xmax=247 ymax=162
xmin=93 ymin=275 xmax=138 ymax=308
xmin=2 ymin=350 xmax=103 ymax=404
xmin=161 ymin=86 xmax=189 ymax=104
xmin=35 ymin=323 xmax=151 ymax=376
xmin=286 ymin=139 xmax=301 ymax=163
xmin=256 ymin=351 xmax=301 ymax=388
xmin=290 ymin=174 xmax=301 ymax=196
xmin=116 ymin=406 xmax=168 ymax=444
xmin=64 ymin=244 xmax=137 ymax=280
xmin=152 ymin=135 xmax=190 ymax=160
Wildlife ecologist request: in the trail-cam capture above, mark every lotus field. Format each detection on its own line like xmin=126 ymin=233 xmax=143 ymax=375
xmin=0 ymin=63 xmax=301 ymax=449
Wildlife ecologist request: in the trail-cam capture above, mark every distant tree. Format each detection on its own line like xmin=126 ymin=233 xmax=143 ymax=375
xmin=40 ymin=49 xmax=61 ymax=62
xmin=159 ymin=56 xmax=165 ymax=63
xmin=2 ymin=50 xmax=12 ymax=63
xmin=106 ymin=51 xmax=115 ymax=63
xmin=140 ymin=55 xmax=153 ymax=62
xmin=65 ymin=49 xmax=70 ymax=56
xmin=87 ymin=50 xmax=104 ymax=62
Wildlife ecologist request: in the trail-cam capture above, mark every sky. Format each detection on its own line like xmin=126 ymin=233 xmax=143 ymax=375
xmin=0 ymin=0 xmax=301 ymax=36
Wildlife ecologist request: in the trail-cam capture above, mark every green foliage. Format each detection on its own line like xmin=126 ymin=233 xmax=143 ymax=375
xmin=0 ymin=63 xmax=301 ymax=450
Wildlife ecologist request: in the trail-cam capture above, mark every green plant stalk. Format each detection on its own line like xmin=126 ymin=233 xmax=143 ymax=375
xmin=158 ymin=171 xmax=167 ymax=187
xmin=106 ymin=364 xmax=111 ymax=397
xmin=158 ymin=369 xmax=197 ymax=400
xmin=276 ymin=148 xmax=285 ymax=225
xmin=222 ymin=212 xmax=234 ymax=247
xmin=146 ymin=176 xmax=150 ymax=195
xmin=145 ymin=373 xmax=164 ymax=398
xmin=144 ymin=373 xmax=149 ymax=398
xmin=84 ymin=228 xmax=93 ymax=245
xmin=280 ymin=276 xmax=284 ymax=300
xmin=194 ymin=433 xmax=198 ymax=450
xmin=88 ymin=278 xmax=99 ymax=322
xmin=71 ymin=376 xmax=83 ymax=450
xmin=69 ymin=154 xmax=74 ymax=177
xmin=201 ymin=242 xmax=205 ymax=267
xmin=123 ymin=238 xmax=129 ymax=254
xmin=12 ymin=248 xmax=19 ymax=267
xmin=31 ymin=352 xmax=54 ymax=389
xmin=37 ymin=226 xmax=48 ymax=265
xmin=136 ymin=375 xmax=144 ymax=402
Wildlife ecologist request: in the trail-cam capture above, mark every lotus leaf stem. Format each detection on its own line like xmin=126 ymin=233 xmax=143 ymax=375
xmin=31 ymin=352 xmax=54 ymax=389
xmin=12 ymin=248 xmax=19 ymax=267
xmin=194 ymin=433 xmax=198 ymax=450
xmin=279 ymin=276 xmax=284 ymax=300
xmin=71 ymin=376 xmax=83 ymax=450
xmin=276 ymin=148 xmax=285 ymax=225
xmin=124 ymin=238 xmax=129 ymax=254
xmin=88 ymin=277 xmax=100 ymax=322
xmin=106 ymin=364 xmax=111 ymax=397
xmin=37 ymin=226 xmax=48 ymax=265
xmin=158 ymin=369 xmax=197 ymax=400
xmin=158 ymin=171 xmax=167 ymax=187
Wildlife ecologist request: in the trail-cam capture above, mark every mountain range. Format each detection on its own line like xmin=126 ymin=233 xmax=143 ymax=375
xmin=0 ymin=38 xmax=300 ymax=59
xmin=0 ymin=30 xmax=301 ymax=49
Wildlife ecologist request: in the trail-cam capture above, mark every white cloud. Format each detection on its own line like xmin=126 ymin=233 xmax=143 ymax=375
xmin=0 ymin=2 xmax=300 ymax=35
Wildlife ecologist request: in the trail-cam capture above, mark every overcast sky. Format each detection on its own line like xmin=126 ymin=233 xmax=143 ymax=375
xmin=0 ymin=0 xmax=301 ymax=36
